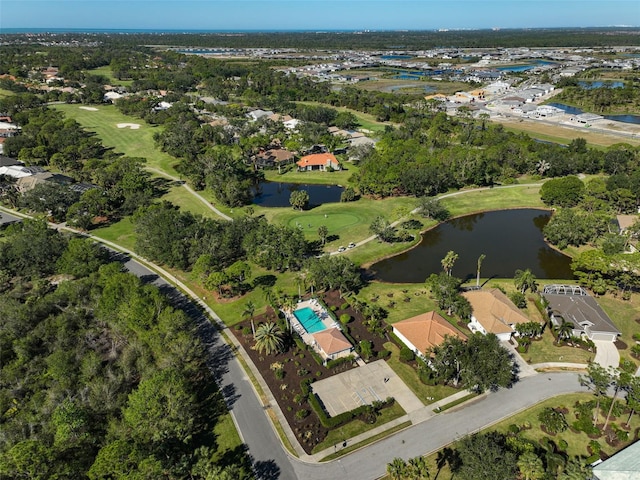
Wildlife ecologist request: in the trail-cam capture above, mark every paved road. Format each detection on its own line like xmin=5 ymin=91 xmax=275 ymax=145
xmin=0 ymin=210 xmax=21 ymax=228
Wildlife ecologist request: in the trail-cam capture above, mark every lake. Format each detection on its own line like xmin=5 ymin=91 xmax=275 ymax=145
xmin=369 ymin=209 xmax=573 ymax=283
xmin=548 ymin=102 xmax=640 ymax=125
xmin=252 ymin=181 xmax=344 ymax=208
xmin=495 ymin=60 xmax=557 ymax=72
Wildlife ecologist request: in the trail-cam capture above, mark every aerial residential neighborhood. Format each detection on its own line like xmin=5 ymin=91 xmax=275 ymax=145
xmin=1 ymin=5 xmax=640 ymax=479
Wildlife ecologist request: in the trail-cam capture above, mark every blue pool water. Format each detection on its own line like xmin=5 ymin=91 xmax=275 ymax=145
xmin=294 ymin=307 xmax=327 ymax=334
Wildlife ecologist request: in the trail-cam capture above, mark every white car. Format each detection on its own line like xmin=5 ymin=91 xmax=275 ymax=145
xmin=337 ymin=246 xmax=346 ymax=252
xmin=348 ymin=242 xmax=356 ymax=249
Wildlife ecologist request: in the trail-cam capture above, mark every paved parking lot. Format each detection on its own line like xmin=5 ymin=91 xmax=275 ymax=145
xmin=312 ymin=360 xmax=424 ymax=416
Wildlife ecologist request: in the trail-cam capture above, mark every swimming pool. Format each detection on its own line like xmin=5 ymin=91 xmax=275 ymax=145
xmin=293 ymin=307 xmax=327 ymax=334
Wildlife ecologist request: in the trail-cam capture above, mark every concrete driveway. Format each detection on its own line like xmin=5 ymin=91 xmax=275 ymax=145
xmin=593 ymin=340 xmax=620 ymax=369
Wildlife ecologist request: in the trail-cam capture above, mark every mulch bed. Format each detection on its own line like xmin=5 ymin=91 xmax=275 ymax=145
xmin=230 ymin=291 xmax=392 ymax=453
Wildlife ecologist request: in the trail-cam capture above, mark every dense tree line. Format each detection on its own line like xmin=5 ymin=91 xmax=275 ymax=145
xmin=0 ymin=220 xmax=253 ymax=478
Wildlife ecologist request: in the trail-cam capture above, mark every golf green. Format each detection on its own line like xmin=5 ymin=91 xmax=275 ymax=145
xmin=287 ymin=213 xmax=360 ymax=233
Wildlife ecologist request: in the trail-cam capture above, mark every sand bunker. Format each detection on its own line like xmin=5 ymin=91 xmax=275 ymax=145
xmin=117 ymin=123 xmax=141 ymax=129
xmin=79 ymin=106 xmax=99 ymax=111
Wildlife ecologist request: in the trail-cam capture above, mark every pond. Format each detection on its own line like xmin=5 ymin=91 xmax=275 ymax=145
xmin=495 ymin=60 xmax=557 ymax=72
xmin=252 ymin=181 xmax=344 ymax=208
xmin=547 ymin=102 xmax=640 ymax=125
xmin=369 ymin=209 xmax=573 ymax=283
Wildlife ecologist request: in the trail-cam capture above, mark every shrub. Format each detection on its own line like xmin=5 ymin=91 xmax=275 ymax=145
xmin=558 ymin=439 xmax=568 ymax=451
xmin=297 ymin=368 xmax=309 ymax=377
xmin=295 ymin=409 xmax=310 ymax=420
xmin=294 ymin=394 xmax=306 ymax=405
xmin=377 ymin=349 xmax=391 ymax=359
xmin=400 ymin=346 xmax=416 ymax=362
xmin=242 ymin=326 xmax=251 ymax=336
xmin=340 ymin=313 xmax=352 ymax=325
xmin=326 ymin=355 xmax=354 ymax=370
xmin=538 ymin=407 xmax=568 ymax=434
xmin=509 ymin=291 xmax=527 ymax=309
xmin=330 ymin=305 xmax=337 ymax=312
xmin=340 ymin=187 xmax=357 ymax=202
xmin=508 ymin=424 xmax=520 ymax=435
xmin=275 ymin=369 xmax=285 ymax=380
xmin=340 ymin=302 xmax=349 ymax=310
xmin=589 ymin=440 xmax=601 ymax=455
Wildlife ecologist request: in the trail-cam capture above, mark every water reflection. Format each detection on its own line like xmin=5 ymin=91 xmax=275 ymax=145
xmin=252 ymin=181 xmax=344 ymax=208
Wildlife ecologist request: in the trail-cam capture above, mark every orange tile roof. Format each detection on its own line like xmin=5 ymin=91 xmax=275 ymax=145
xmin=297 ymin=153 xmax=339 ymax=168
xmin=462 ymin=288 xmax=533 ymax=335
xmin=393 ymin=311 xmax=467 ymax=355
xmin=312 ymin=329 xmax=352 ymax=355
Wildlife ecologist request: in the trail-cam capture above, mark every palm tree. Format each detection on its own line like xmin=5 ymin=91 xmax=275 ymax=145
xmin=476 ymin=253 xmax=486 ymax=288
xmin=317 ymin=225 xmax=329 ymax=246
xmin=514 ymin=268 xmax=538 ymax=294
xmin=554 ymin=320 xmax=574 ymax=344
xmin=387 ymin=458 xmax=407 ymax=480
xmin=253 ymin=322 xmax=285 ymax=355
xmin=242 ymin=300 xmax=256 ymax=336
xmin=441 ymin=250 xmax=459 ymax=276
xmin=407 ymin=456 xmax=430 ymax=479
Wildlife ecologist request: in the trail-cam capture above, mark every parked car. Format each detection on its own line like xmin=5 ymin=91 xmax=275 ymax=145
xmin=348 ymin=242 xmax=356 ymax=249
xmin=337 ymin=246 xmax=346 ymax=252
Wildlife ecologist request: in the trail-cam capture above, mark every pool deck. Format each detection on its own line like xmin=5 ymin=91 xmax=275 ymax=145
xmin=284 ymin=299 xmax=345 ymax=359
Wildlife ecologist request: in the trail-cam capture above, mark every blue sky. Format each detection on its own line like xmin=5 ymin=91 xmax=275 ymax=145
xmin=1 ymin=1 xmax=638 ymax=31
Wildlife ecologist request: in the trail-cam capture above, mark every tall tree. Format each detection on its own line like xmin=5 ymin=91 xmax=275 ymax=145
xmin=441 ymin=250 xmax=459 ymax=276
xmin=579 ymin=362 xmax=612 ymax=426
xmin=242 ymin=300 xmax=256 ymax=336
xmin=514 ymin=268 xmax=538 ymax=294
xmin=317 ymin=225 xmax=329 ymax=245
xmin=476 ymin=253 xmax=486 ymax=288
xmin=253 ymin=322 xmax=285 ymax=355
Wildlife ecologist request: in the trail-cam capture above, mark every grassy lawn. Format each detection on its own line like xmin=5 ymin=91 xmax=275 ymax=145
xmin=319 ymin=421 xmax=411 ymax=461
xmin=526 ymin=328 xmax=595 ymax=365
xmin=357 ymin=283 xmax=438 ymax=323
xmin=311 ymin=402 xmax=407 ymax=454
xmin=260 ymin=196 xmax=417 ymax=253
xmin=86 ymin=66 xmax=133 ymax=86
xmin=211 ymin=413 xmax=244 ymax=462
xmin=160 ymin=184 xmax=220 ymax=218
xmin=52 ymin=103 xmax=180 ymax=177
xmin=92 ymin=217 xmax=137 ymax=252
xmin=597 ymin=293 xmax=640 ymax=366
xmin=0 ymin=88 xmax=15 ymax=98
xmin=262 ymin=164 xmax=358 ymax=186
xmin=440 ymin=183 xmax=545 ymax=217
xmin=384 ymin=343 xmax=459 ymax=404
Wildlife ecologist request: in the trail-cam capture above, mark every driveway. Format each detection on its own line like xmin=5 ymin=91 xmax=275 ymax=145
xmin=593 ymin=340 xmax=620 ymax=369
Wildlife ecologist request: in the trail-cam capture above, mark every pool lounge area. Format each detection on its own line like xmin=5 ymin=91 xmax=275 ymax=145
xmin=285 ymin=299 xmax=355 ymax=363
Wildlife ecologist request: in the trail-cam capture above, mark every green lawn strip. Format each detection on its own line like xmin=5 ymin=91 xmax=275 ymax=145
xmin=91 ymin=217 xmax=137 ymax=252
xmin=211 ymin=413 xmax=244 ymax=462
xmin=435 ymin=393 xmax=478 ymax=412
xmin=295 ymin=100 xmax=393 ymax=133
xmin=597 ymin=293 xmax=640 ymax=366
xmin=319 ymin=422 xmax=412 ymax=462
xmin=525 ymin=327 xmax=594 ymax=365
xmin=384 ymin=343 xmax=458 ymax=404
xmin=86 ymin=66 xmax=133 ymax=86
xmin=311 ymin=402 xmax=407 ymax=454
xmin=262 ymin=164 xmax=358 ymax=186
xmin=440 ymin=184 xmax=545 ymax=217
xmin=52 ymin=103 xmax=180 ymax=177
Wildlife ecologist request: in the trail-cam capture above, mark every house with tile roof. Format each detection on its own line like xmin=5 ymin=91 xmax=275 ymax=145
xmin=254 ymin=148 xmax=296 ymax=169
xmin=462 ymin=288 xmax=536 ymax=341
xmin=312 ymin=329 xmax=353 ymax=361
xmin=296 ymin=153 xmax=341 ymax=172
xmin=392 ymin=311 xmax=467 ymax=358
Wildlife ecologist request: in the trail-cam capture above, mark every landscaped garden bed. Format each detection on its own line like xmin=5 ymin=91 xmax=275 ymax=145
xmin=230 ymin=290 xmax=401 ymax=453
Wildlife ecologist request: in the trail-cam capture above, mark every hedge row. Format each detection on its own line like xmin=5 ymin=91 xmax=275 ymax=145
xmin=308 ymin=393 xmax=395 ymax=428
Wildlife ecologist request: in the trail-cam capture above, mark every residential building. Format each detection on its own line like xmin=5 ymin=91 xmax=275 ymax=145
xmin=542 ymin=285 xmax=620 ymax=342
xmin=462 ymin=288 xmax=535 ymax=341
xmin=253 ymin=149 xmax=296 ymax=169
xmin=392 ymin=311 xmax=467 ymax=358
xmin=312 ymin=329 xmax=354 ymax=361
xmin=296 ymin=153 xmax=341 ymax=172
xmin=593 ymin=439 xmax=640 ymax=480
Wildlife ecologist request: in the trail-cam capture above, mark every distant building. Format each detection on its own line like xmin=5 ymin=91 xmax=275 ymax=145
xmin=297 ymin=153 xmax=340 ymax=172
xmin=253 ymin=149 xmax=296 ymax=169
